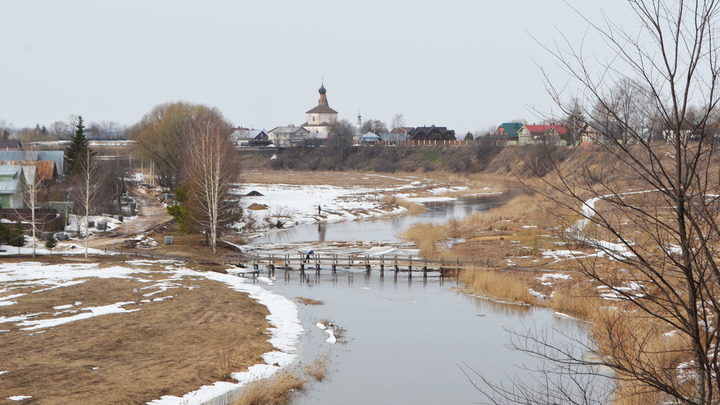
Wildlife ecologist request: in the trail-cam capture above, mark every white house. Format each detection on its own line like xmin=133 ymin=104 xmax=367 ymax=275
xmin=267 ymin=126 xmax=311 ymax=147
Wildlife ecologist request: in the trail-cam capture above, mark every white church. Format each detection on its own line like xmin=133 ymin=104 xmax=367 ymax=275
xmin=302 ymin=83 xmax=338 ymax=138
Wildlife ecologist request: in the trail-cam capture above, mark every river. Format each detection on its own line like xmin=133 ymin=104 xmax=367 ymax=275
xmin=249 ymin=194 xmax=596 ymax=404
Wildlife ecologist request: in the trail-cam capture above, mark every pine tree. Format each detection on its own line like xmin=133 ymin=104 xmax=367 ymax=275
xmin=44 ymin=233 xmax=57 ymax=254
xmin=65 ymin=116 xmax=89 ymax=175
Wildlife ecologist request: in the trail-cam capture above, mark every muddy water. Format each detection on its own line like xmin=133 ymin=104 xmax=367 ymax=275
xmin=251 ymin=193 xmax=596 ymax=404
xmin=265 ymin=270 xmax=587 ymax=404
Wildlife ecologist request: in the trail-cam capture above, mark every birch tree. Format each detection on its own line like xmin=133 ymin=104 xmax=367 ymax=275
xmin=183 ymin=109 xmax=239 ymax=254
xmin=74 ymin=147 xmax=100 ymax=259
xmin=474 ymin=1 xmax=720 ymax=403
xmin=21 ymin=166 xmax=41 ymax=257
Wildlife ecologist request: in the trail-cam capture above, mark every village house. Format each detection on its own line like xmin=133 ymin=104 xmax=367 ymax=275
xmin=0 ymin=140 xmax=23 ymax=151
xmin=380 ymin=132 xmax=407 ymax=145
xmin=0 ymin=160 xmax=57 ymax=182
xmin=0 ymin=151 xmax=65 ymax=175
xmin=494 ymin=123 xmax=524 ymax=145
xmin=359 ymin=132 xmax=381 ymax=144
xmin=267 ymin=125 xmax=311 ymax=148
xmin=580 ymin=123 xmax=608 ymax=146
xmin=230 ymin=128 xmax=270 ymax=147
xmin=406 ymin=126 xmax=456 ymax=141
xmin=0 ymin=165 xmax=31 ymax=209
xmin=517 ymin=124 xmax=567 ymax=145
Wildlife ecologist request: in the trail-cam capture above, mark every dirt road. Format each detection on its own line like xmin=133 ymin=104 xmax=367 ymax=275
xmin=86 ymin=186 xmax=172 ymax=250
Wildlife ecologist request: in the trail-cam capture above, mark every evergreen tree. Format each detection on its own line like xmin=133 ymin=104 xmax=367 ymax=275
xmin=65 ymin=116 xmax=89 ymax=175
xmin=45 ymin=233 xmax=57 ymax=253
xmin=8 ymin=222 xmax=25 ymax=253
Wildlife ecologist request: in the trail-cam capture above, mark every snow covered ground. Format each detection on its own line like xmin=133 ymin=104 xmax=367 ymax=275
xmin=234 ymin=181 xmax=476 ymax=233
xmin=236 ymin=183 xmax=403 ymax=231
xmin=0 ymin=260 xmax=303 ymax=405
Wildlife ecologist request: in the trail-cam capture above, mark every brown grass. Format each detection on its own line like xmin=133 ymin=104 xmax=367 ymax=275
xmin=304 ymin=353 xmax=329 ymax=382
xmin=233 ymin=354 xmax=330 ymax=405
xmin=233 ymin=367 xmax=308 ymax=405
xmin=457 ymin=268 xmax=537 ymax=305
xmin=0 ymin=257 xmax=273 ymax=404
xmin=381 ymin=195 xmax=426 ymax=215
xmin=401 ymin=222 xmax=449 ymax=256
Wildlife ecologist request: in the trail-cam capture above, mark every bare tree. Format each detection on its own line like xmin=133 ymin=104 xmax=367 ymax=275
xmin=21 ymin=166 xmax=42 ymax=257
xmin=130 ymin=102 xmax=215 ymax=188
xmin=476 ymin=1 xmax=720 ymax=403
xmin=326 ymin=120 xmax=355 ymax=164
xmin=183 ymin=108 xmax=239 ymax=254
xmin=73 ymin=147 xmax=100 ymax=259
xmin=360 ymin=119 xmax=388 ymax=135
xmin=563 ymin=98 xmax=587 ymax=146
xmin=391 ymin=113 xmax=406 ymax=131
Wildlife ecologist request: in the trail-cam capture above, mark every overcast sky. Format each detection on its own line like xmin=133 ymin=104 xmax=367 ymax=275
xmin=0 ymin=1 xmax=637 ymax=134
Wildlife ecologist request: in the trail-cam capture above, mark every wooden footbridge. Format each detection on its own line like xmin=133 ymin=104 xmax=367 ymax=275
xmin=224 ymin=253 xmax=488 ymax=278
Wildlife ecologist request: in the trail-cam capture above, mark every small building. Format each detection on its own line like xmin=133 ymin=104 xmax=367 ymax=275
xmin=406 ymin=126 xmax=456 ymax=141
xmin=494 ymin=123 xmax=524 ymax=145
xmin=391 ymin=127 xmax=413 ymax=135
xmin=379 ymin=132 xmax=407 ymax=144
xmin=359 ymin=132 xmax=381 ymax=145
xmin=580 ymin=123 xmax=609 ymax=146
xmin=0 ymin=151 xmax=64 ymax=175
xmin=518 ymin=124 xmax=567 ymax=145
xmin=0 ymin=160 xmax=57 ymax=182
xmin=267 ymin=125 xmax=312 ymax=148
xmin=230 ymin=128 xmax=270 ymax=147
xmin=0 ymin=165 xmax=30 ymax=209
xmin=0 ymin=140 xmax=22 ymax=151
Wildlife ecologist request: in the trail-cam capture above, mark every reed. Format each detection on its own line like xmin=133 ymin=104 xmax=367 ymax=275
xmin=549 ymin=288 xmax=600 ymax=320
xmin=458 ymin=268 xmax=537 ymax=305
xmin=214 ymin=345 xmax=239 ymax=381
xmin=233 ymin=354 xmax=331 ymax=405
xmin=304 ymin=354 xmax=329 ymax=382
xmin=381 ymin=195 xmax=426 ymax=215
xmin=233 ymin=367 xmax=308 ymax=405
xmin=401 ymin=222 xmax=448 ymax=256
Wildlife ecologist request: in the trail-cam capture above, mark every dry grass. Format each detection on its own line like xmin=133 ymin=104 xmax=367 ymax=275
xmin=548 ymin=284 xmax=602 ymax=320
xmin=458 ymin=268 xmax=537 ymax=305
xmin=233 ymin=367 xmax=308 ymax=405
xmin=380 ymin=195 xmax=426 ymax=215
xmin=304 ymin=353 xmax=329 ymax=382
xmin=0 ymin=257 xmax=273 ymax=404
xmin=401 ymin=222 xmax=449 ymax=256
xmin=215 ymin=345 xmax=241 ymax=381
xmin=233 ymin=354 xmax=330 ymax=405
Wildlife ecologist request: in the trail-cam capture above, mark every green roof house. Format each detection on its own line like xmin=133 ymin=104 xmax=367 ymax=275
xmin=495 ymin=123 xmax=524 ymax=144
